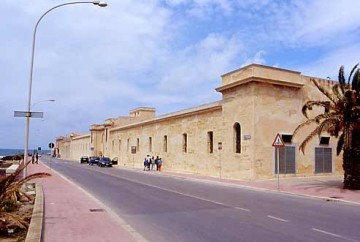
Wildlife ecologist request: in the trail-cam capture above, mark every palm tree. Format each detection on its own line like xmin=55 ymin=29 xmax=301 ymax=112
xmin=293 ymin=64 xmax=360 ymax=190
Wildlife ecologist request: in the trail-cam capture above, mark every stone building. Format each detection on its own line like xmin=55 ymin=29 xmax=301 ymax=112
xmin=56 ymin=64 xmax=342 ymax=180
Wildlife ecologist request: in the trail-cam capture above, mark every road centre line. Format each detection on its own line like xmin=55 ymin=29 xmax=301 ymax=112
xmin=267 ymin=215 xmax=289 ymax=223
xmin=312 ymin=228 xmax=359 ymax=242
xmin=234 ymin=207 xmax=251 ymax=212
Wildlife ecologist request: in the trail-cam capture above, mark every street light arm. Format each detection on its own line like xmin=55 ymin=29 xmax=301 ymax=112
xmin=31 ymin=99 xmax=55 ymax=108
xmin=28 ymin=1 xmax=106 ymax=113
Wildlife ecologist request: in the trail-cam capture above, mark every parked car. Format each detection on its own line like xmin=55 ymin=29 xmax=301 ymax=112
xmin=98 ymin=157 xmax=112 ymax=167
xmin=89 ymin=156 xmax=100 ymax=166
xmin=80 ymin=156 xmax=89 ymax=163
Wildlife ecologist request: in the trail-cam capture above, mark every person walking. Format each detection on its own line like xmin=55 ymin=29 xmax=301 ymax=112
xmin=157 ymin=158 xmax=163 ymax=171
xmin=35 ymin=153 xmax=39 ymax=164
xmin=143 ymin=158 xmax=149 ymax=171
xmin=146 ymin=155 xmax=151 ymax=171
xmin=31 ymin=154 xmax=35 ymax=164
xmin=155 ymin=156 xmax=160 ymax=171
xmin=151 ymin=156 xmax=156 ymax=171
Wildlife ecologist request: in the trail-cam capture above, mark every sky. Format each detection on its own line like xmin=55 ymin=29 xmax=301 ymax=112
xmin=1 ymin=0 xmax=359 ymax=150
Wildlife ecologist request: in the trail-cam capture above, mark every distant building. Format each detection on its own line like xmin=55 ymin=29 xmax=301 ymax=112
xmin=56 ymin=64 xmax=342 ymax=180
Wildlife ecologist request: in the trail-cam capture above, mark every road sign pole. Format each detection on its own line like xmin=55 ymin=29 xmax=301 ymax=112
xmin=277 ymin=147 xmax=280 ymax=191
xmin=272 ymin=133 xmax=284 ymax=192
xmin=49 ymin=151 xmax=52 ymax=170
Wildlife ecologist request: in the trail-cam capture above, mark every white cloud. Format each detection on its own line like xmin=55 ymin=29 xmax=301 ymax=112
xmin=242 ymin=51 xmax=266 ymax=67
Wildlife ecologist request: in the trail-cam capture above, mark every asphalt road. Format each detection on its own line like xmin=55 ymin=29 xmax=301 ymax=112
xmin=41 ymin=157 xmax=360 ymax=242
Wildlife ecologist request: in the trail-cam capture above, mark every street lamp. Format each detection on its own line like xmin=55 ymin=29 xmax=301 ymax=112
xmin=31 ymin=99 xmax=56 ymax=108
xmin=23 ymin=1 xmax=107 ymax=177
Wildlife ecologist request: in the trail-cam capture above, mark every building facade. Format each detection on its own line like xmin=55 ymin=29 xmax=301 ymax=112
xmin=56 ymin=64 xmax=342 ymax=180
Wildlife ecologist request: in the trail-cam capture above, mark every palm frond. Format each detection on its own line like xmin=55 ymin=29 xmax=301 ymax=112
xmin=311 ymin=78 xmax=337 ymax=104
xmin=299 ymin=126 xmax=321 ymax=154
xmin=317 ymin=117 xmax=338 ymax=134
xmin=337 ymin=133 xmax=344 ymax=155
xmin=332 ymin=83 xmax=344 ymax=99
xmin=301 ymin=101 xmax=334 ymax=118
xmin=348 ymin=63 xmax=359 ymax=86
xmin=351 ymin=69 xmax=360 ymax=92
xmin=293 ymin=112 xmax=342 ymax=139
xmin=0 ymin=212 xmax=29 ymax=229
xmin=16 ymin=172 xmax=51 ymax=186
xmin=339 ymin=65 xmax=346 ymax=92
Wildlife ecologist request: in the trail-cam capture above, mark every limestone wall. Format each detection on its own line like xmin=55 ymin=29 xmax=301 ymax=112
xmin=108 ymin=103 xmax=223 ymax=177
xmin=56 ymin=64 xmax=344 ymax=180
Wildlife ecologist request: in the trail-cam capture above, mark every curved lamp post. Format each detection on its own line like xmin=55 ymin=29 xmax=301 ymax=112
xmin=23 ymin=1 xmax=107 ymax=177
xmin=31 ymin=99 xmax=56 ymax=108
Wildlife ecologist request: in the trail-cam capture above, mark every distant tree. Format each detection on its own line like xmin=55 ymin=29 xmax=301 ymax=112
xmin=293 ymin=64 xmax=360 ymax=189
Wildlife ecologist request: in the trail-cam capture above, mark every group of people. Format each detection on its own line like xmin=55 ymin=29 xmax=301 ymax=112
xmin=31 ymin=153 xmax=39 ymax=164
xmin=143 ymin=155 xmax=163 ymax=171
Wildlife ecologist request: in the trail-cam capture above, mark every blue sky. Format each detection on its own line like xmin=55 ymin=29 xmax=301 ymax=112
xmin=1 ymin=0 xmax=359 ymax=149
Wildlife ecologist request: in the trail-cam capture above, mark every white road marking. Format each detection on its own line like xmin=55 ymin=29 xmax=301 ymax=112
xmin=267 ymin=215 xmax=289 ymax=223
xmin=234 ymin=207 xmax=251 ymax=212
xmin=312 ymin=228 xmax=359 ymax=242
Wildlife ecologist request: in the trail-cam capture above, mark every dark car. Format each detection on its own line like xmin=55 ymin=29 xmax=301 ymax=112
xmin=98 ymin=157 xmax=112 ymax=167
xmin=80 ymin=156 xmax=89 ymax=163
xmin=89 ymin=156 xmax=100 ymax=166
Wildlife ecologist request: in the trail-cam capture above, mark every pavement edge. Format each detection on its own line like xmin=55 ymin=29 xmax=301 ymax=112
xmin=25 ymin=183 xmax=44 ymax=242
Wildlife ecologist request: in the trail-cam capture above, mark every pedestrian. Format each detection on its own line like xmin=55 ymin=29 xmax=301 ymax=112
xmin=157 ymin=158 xmax=162 ymax=171
xmin=146 ymin=155 xmax=151 ymax=171
xmin=155 ymin=156 xmax=160 ymax=171
xmin=31 ymin=154 xmax=35 ymax=164
xmin=143 ymin=158 xmax=148 ymax=171
xmin=151 ymin=156 xmax=156 ymax=171
xmin=35 ymin=153 xmax=39 ymax=164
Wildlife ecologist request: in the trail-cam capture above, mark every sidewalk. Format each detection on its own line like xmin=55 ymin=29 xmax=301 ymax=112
xmin=27 ymin=162 xmax=136 ymax=242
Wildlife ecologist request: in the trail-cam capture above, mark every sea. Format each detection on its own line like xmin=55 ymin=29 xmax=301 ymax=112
xmin=0 ymin=148 xmax=51 ymax=157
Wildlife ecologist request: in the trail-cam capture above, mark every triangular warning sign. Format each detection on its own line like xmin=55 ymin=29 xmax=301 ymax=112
xmin=272 ymin=133 xmax=285 ymax=147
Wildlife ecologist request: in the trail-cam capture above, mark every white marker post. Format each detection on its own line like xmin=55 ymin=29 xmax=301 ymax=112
xmin=218 ymin=142 xmax=222 ymax=179
xmin=272 ymin=133 xmax=285 ymax=191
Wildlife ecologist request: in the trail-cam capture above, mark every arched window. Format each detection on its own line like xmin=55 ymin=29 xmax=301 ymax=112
xmin=234 ymin=122 xmax=241 ymax=153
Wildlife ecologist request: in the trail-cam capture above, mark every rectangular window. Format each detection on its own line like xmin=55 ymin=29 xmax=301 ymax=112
xmin=315 ymin=147 xmax=332 ymax=173
xmin=105 ymin=129 xmax=108 ymax=142
xmin=149 ymin=137 xmax=152 ymax=152
xmin=183 ymin=133 xmax=187 ymax=153
xmin=275 ymin=146 xmax=296 ymax=174
xmin=319 ymin=136 xmax=330 ymax=145
xmin=118 ymin=139 xmax=121 ymax=152
xmin=137 ymin=138 xmax=140 ymax=152
xmin=281 ymin=134 xmax=293 ymax=144
xmin=208 ymin=131 xmax=213 ymax=153
xmin=163 ymin=135 xmax=168 ymax=152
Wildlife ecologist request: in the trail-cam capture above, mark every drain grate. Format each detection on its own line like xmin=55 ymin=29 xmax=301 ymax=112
xmin=329 ymin=196 xmax=343 ymax=199
xmin=89 ymin=208 xmax=105 ymax=212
